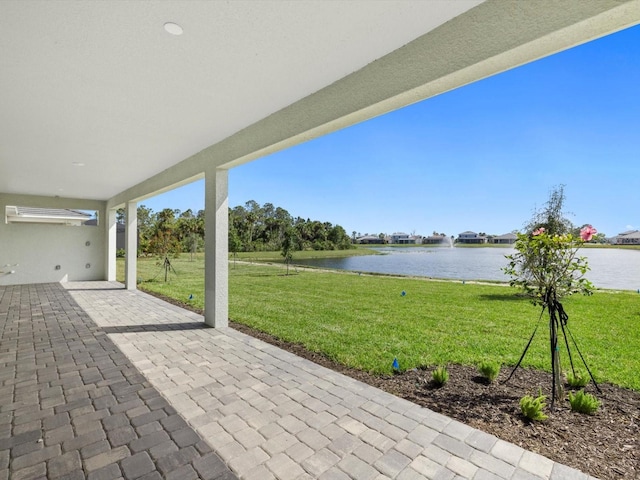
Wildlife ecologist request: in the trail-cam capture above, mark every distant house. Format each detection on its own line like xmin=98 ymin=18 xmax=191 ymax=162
xmin=389 ymin=232 xmax=421 ymax=244
xmin=423 ymin=235 xmax=449 ymax=245
xmin=491 ymin=233 xmax=517 ymax=244
xmin=389 ymin=233 xmax=409 ymax=244
xmin=611 ymin=230 xmax=640 ymax=245
xmin=356 ymin=235 xmax=384 ymax=245
xmin=456 ymin=231 xmax=487 ymax=244
xmin=5 ymin=206 xmax=93 ymax=226
xmin=389 ymin=232 xmax=409 ymax=244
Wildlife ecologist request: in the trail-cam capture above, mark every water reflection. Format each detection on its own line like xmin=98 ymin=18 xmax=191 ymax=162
xmin=293 ymin=247 xmax=640 ymax=291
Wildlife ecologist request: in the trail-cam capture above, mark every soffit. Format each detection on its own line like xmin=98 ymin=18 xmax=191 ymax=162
xmin=0 ymin=0 xmax=483 ymax=200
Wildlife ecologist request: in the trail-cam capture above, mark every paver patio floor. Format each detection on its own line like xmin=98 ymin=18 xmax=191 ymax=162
xmin=1 ymin=282 xmax=597 ymax=480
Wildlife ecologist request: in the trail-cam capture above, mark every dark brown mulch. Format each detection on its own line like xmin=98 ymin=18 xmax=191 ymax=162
xmin=143 ymin=291 xmax=639 ymax=480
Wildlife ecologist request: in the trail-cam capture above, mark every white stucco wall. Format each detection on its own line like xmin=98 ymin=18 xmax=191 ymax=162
xmin=0 ymin=194 xmax=107 ymax=286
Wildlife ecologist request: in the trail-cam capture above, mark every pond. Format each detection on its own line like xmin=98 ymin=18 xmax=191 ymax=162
xmin=292 ymin=246 xmax=640 ymax=291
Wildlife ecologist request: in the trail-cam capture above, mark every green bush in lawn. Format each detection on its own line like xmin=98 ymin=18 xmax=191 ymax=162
xmin=432 ymin=365 xmax=449 ymax=386
xmin=568 ymin=389 xmax=600 ymax=415
xmin=520 ymin=389 xmax=548 ymax=421
xmin=566 ymin=371 xmax=589 ymax=388
xmin=478 ymin=361 xmax=501 ymax=383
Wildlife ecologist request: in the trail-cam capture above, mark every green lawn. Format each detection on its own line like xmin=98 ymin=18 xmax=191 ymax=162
xmin=118 ymin=255 xmax=640 ymax=390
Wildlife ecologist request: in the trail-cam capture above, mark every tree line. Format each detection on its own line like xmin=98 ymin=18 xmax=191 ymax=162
xmin=116 ymin=206 xmax=204 ymax=257
xmin=229 ymin=200 xmax=352 ymax=253
xmin=116 ymin=200 xmax=352 ymax=257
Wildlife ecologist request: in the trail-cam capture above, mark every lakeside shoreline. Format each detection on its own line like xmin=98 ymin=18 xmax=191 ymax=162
xmin=230 ymin=242 xmax=640 ymax=263
xmin=237 ymin=245 xmax=640 ymax=291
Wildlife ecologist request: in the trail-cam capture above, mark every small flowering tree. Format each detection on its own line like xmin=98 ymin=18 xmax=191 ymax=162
xmin=504 ymin=186 xmax=599 ymax=405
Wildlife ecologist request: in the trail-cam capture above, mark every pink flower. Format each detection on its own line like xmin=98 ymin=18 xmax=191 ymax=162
xmin=532 ymin=227 xmax=545 ymax=236
xmin=580 ymin=225 xmax=597 ymax=242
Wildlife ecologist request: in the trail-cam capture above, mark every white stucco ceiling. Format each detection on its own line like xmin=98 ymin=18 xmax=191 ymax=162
xmin=1 ymin=0 xmax=639 ymax=204
xmin=0 ymin=0 xmax=482 ymax=200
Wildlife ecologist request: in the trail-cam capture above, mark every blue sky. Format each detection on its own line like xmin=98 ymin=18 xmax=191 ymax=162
xmin=144 ymin=25 xmax=639 ymax=239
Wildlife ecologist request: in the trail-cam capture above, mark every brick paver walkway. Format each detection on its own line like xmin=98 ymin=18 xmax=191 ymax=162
xmin=0 ymin=283 xmax=236 ymax=480
xmin=1 ymin=282 xmax=598 ymax=479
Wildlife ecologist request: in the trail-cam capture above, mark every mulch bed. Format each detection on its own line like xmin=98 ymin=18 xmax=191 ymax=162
xmin=143 ymin=291 xmax=639 ymax=479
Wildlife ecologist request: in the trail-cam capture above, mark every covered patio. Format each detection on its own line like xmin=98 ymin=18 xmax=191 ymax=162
xmin=2 ymin=1 xmax=640 ymax=478
xmin=1 ymin=282 xmax=598 ymax=479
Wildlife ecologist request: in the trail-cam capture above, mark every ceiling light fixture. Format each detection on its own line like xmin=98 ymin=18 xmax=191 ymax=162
xmin=164 ymin=22 xmax=183 ymax=36
xmin=72 ymin=162 xmax=85 ymax=167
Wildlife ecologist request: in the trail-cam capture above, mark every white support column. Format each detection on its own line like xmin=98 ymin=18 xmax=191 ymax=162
xmin=204 ymin=168 xmax=228 ymax=328
xmin=125 ymin=201 xmax=137 ymax=290
xmin=107 ymin=208 xmax=117 ymax=281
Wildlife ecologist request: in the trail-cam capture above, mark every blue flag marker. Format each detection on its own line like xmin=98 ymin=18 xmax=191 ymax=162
xmin=401 ymin=290 xmax=406 ymax=296
xmin=392 ymin=358 xmax=400 ymax=371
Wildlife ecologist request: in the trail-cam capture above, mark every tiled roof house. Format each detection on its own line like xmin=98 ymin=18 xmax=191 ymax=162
xmin=612 ymin=230 xmax=640 ymax=245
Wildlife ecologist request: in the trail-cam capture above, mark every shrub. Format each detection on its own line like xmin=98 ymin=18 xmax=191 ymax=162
xmin=568 ymin=390 xmax=600 ymax=415
xmin=566 ymin=371 xmax=589 ymax=388
xmin=432 ymin=365 xmax=449 ymax=386
xmin=520 ymin=390 xmax=548 ymax=421
xmin=116 ymin=248 xmax=126 ymax=258
xmin=478 ymin=361 xmax=501 ymax=383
